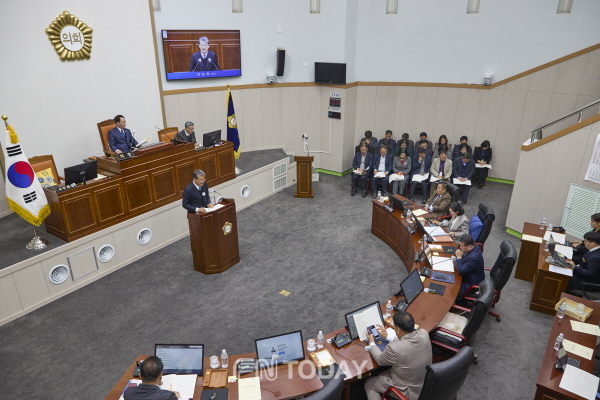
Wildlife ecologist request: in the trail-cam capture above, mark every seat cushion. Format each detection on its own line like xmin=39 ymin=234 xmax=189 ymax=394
xmin=432 ymin=312 xmax=467 ymax=347
xmin=469 ymin=215 xmax=484 ymax=242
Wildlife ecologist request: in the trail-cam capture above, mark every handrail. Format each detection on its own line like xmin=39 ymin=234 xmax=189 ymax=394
xmin=530 ymin=99 xmax=600 ymax=143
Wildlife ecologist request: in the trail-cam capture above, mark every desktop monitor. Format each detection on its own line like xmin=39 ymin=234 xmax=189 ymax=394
xmin=411 ymin=212 xmax=434 ymax=242
xmin=254 ymin=330 xmax=305 ymax=368
xmin=154 ymin=344 xmax=204 ymax=375
xmin=203 ymin=130 xmax=222 ymax=147
xmin=386 ymin=193 xmax=405 ymax=213
xmin=400 ymin=269 xmax=424 ymax=305
xmin=344 ymin=301 xmax=384 ymax=340
xmin=64 ymin=161 xmax=98 ymax=185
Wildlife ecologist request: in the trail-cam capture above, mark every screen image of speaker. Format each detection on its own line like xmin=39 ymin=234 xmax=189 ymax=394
xmin=276 ymin=47 xmax=286 ymax=76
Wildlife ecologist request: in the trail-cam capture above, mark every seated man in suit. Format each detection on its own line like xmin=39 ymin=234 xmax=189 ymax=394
xmin=175 ymin=121 xmax=199 ymax=147
xmin=451 ymin=136 xmax=472 ymax=160
xmin=108 ymin=115 xmax=138 ymax=154
xmin=566 ymin=232 xmax=600 ymax=293
xmin=379 ymin=130 xmax=396 ymax=155
xmin=371 ymin=145 xmax=393 ymax=198
xmin=364 ymin=311 xmax=432 ymax=400
xmin=473 ymin=140 xmax=492 ymax=188
xmin=571 ymin=213 xmax=600 ymax=264
xmin=351 ymin=145 xmax=373 ymax=198
xmin=419 ymin=132 xmax=433 ymax=151
xmin=455 ymin=234 xmax=485 ymax=296
xmin=429 ymin=150 xmax=452 ymax=193
xmin=362 ymin=130 xmax=378 ymax=150
xmin=182 ymin=169 xmax=214 ymax=213
xmin=190 ymin=36 xmax=220 ymax=72
xmin=401 ymin=133 xmax=414 ymax=152
xmin=408 ymin=148 xmax=432 ymax=203
xmin=424 ymin=182 xmax=452 ymax=218
xmin=412 ymin=140 xmax=429 ymax=158
xmin=452 ymin=152 xmax=475 ymax=204
xmin=123 ymin=356 xmax=180 ymax=400
xmin=355 ymin=139 xmax=368 ymax=154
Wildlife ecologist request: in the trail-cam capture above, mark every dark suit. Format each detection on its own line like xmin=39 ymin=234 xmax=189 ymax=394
xmin=351 ymin=152 xmax=373 ymax=191
xmin=361 ymin=137 xmax=379 ymax=154
xmin=182 ymin=182 xmax=211 ymax=213
xmin=452 ymin=159 xmax=475 ymax=201
xmin=451 ymin=144 xmax=472 ymax=161
xmin=456 ymin=245 xmax=485 ymax=295
xmin=572 ymin=228 xmax=600 ymax=264
xmin=190 ymin=50 xmax=220 ymax=72
xmin=124 ymin=384 xmax=178 ymax=400
xmin=409 ymin=154 xmax=432 ymax=200
xmin=108 ymin=127 xmax=138 ymax=153
xmin=175 ymin=130 xmax=197 ymax=143
xmin=568 ymin=248 xmax=600 ymax=293
xmin=379 ymin=138 xmax=396 ymax=155
xmin=371 ymin=153 xmax=393 ymax=193
xmin=473 ymin=147 xmax=493 ymax=185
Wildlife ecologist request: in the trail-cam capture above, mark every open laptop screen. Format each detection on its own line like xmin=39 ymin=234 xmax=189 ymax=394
xmin=155 ymin=344 xmax=204 ymax=375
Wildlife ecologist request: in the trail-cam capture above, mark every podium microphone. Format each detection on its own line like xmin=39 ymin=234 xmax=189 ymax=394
xmin=209 ymin=188 xmax=225 ymax=203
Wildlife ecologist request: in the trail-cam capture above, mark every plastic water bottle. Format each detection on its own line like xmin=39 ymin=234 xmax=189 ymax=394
xmin=317 ymin=331 xmax=324 ymax=349
xmin=540 ymin=217 xmax=546 ymax=230
xmin=385 ymin=300 xmax=393 ymax=318
xmin=557 ymin=302 xmax=566 ymax=320
xmin=554 ymin=333 xmax=564 ymax=351
xmin=221 ymin=349 xmax=228 ymax=368
xmin=377 ymin=191 xmax=382 ymax=202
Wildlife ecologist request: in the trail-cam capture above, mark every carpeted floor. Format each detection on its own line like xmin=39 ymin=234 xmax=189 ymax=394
xmin=0 ymin=173 xmax=551 ymax=400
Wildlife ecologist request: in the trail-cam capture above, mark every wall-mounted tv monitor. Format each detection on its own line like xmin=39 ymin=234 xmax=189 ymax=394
xmin=161 ymin=30 xmax=241 ymax=81
xmin=315 ymin=62 xmax=346 ymax=85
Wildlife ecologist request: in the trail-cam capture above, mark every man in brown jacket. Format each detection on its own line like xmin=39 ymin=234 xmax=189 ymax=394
xmin=424 ymin=182 xmax=452 ymax=218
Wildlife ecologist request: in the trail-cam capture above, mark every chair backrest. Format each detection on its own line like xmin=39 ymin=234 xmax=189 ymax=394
xmin=29 ymin=155 xmax=61 ymax=184
xmin=476 ymin=201 xmax=495 ymax=245
xmin=462 ymin=279 xmax=494 ymax=346
xmin=489 ymin=240 xmax=517 ymax=302
xmin=97 ymin=119 xmax=116 ymax=156
xmin=158 ymin=127 xmax=179 ymax=143
xmin=303 ymin=368 xmax=345 ymax=400
xmin=446 ymin=182 xmax=460 ymax=203
xmin=418 ymin=346 xmax=475 ymax=400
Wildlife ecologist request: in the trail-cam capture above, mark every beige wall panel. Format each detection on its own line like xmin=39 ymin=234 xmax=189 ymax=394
xmin=200 ymin=91 xmax=225 ymax=133
xmin=112 ymin=225 xmax=137 ymax=264
xmin=164 ymin=95 xmax=182 ymax=129
xmin=579 ymin=49 xmax=600 ymax=96
xmin=41 ymin=251 xmax=73 ymax=297
xmin=495 ymin=90 xmax=528 ymax=181
xmin=239 ymin=89 xmax=264 ymax=151
xmin=131 ymin=218 xmax=157 ymax=253
xmin=152 ymin=211 xmax=174 ymax=248
xmin=0 ymin=275 xmax=21 ymax=321
xmin=554 ymin=54 xmax=588 ymax=95
xmin=169 ymin=205 xmax=189 ymax=238
xmin=413 ymin=87 xmax=438 ymax=135
xmin=453 ymin=89 xmax=480 ymax=141
xmin=282 ymin=87 xmax=321 ymax=163
xmin=260 ymin=87 xmax=283 ymax=148
xmin=12 ymin=263 xmax=49 ymax=310
xmin=393 ymin=86 xmax=418 ymax=136
xmin=374 ymin=86 xmax=397 ymax=136
xmin=517 ymin=90 xmax=554 ymax=144
xmin=504 ymin=74 xmax=531 ymax=92
xmin=318 ymin=88 xmax=344 ymax=171
xmin=574 ymin=95 xmax=600 ymax=124
xmin=474 ymin=87 xmax=504 ymax=157
xmin=177 ymin=93 xmax=202 ymax=133
xmin=528 ymin=64 xmax=559 ymax=93
xmin=91 ymin=233 xmax=120 ymax=273
xmin=354 ymin=86 xmax=377 ymax=140
xmin=344 ymin=87 xmax=358 ymax=170
xmin=576 ymin=128 xmax=600 ymax=189
xmin=545 ymin=93 xmax=579 ymax=134
xmin=433 ymin=88 xmax=460 ymax=141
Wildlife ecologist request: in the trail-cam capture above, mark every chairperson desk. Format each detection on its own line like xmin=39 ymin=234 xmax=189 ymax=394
xmin=43 ymin=141 xmax=235 ymax=242
xmin=515 ymin=222 xmax=545 ymax=282
xmin=535 ymin=293 xmax=600 ymax=400
xmin=105 ymin=196 xmax=462 ymax=400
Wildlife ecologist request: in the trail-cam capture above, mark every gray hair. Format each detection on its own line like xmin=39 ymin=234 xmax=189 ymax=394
xmin=185 ymin=121 xmax=194 ymax=128
xmin=198 ymin=36 xmax=209 ymax=44
xmin=193 ymin=169 xmax=205 ymax=179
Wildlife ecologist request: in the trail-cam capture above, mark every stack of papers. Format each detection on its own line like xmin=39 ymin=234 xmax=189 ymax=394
xmin=559 ymin=365 xmax=599 ymax=400
xmin=430 ymin=256 xmax=454 ymax=272
xmin=238 ymin=377 xmax=262 ymax=400
xmin=549 ymin=265 xmax=573 ymax=276
xmin=425 ymin=226 xmax=447 ymax=237
xmin=204 ymin=204 xmax=225 ymax=213
xmin=453 ymin=178 xmax=471 ymax=186
xmin=543 ymin=230 xmax=567 ymax=244
xmin=412 ymin=209 xmax=428 ymax=217
xmin=412 ymin=173 xmax=429 ymax=182
xmin=374 ymin=172 xmax=387 ymax=178
xmin=554 ymin=244 xmax=573 ymax=259
xmin=353 ymin=307 xmax=384 ymax=341
xmin=475 ymin=164 xmax=492 ymax=169
xmin=161 ymin=375 xmax=197 ymax=400
xmin=389 ymin=174 xmax=404 ymax=182
xmin=521 ymin=234 xmax=543 ymax=243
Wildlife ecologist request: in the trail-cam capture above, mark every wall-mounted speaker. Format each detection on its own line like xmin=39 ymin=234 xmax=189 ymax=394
xmin=276 ymin=47 xmax=286 ymax=77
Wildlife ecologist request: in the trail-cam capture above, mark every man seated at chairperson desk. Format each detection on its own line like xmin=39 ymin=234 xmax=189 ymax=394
xmin=175 ymin=121 xmax=200 ymax=148
xmin=123 ymin=356 xmax=180 ymax=400
xmin=108 ymin=114 xmax=138 ymax=154
xmin=364 ymin=311 xmax=432 ymax=400
xmin=423 ymin=182 xmax=452 ymax=218
xmin=182 ymin=169 xmax=214 ymax=213
xmin=565 ymin=232 xmax=600 ymax=294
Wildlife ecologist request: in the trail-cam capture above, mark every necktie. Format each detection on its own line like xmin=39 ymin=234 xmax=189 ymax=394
xmin=121 ymin=129 xmax=125 ymax=138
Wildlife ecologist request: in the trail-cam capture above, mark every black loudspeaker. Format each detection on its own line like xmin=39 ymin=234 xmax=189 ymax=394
xmin=276 ymin=47 xmax=285 ymax=76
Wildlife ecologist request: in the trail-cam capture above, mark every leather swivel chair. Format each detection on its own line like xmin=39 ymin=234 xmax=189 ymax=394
xmin=446 ymin=182 xmax=460 ymax=204
xmin=303 ymin=366 xmax=345 ymax=400
xmin=97 ymin=119 xmax=117 ymax=157
xmin=473 ymin=201 xmax=495 ymax=252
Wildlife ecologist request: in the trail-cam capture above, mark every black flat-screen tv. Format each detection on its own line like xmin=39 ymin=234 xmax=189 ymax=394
xmin=315 ymin=62 xmax=346 ymax=84
xmin=161 ymin=30 xmax=241 ymax=81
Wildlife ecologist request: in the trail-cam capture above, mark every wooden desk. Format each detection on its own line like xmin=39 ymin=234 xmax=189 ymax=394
xmin=515 ymin=222 xmax=545 ymax=282
xmin=530 ymin=247 xmax=571 ymax=316
xmin=535 ymin=293 xmax=599 ymax=400
xmin=44 ymin=142 xmax=236 ymax=242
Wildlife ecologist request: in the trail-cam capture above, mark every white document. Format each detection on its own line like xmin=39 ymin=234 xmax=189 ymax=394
xmin=388 ymin=174 xmax=404 ymax=183
xmin=412 ymin=173 xmax=429 ymax=182
xmin=570 ymin=320 xmax=600 ymax=336
xmin=202 ymin=203 xmax=225 ymax=213
xmin=429 ymin=244 xmax=443 ymax=250
xmin=549 ymin=265 xmax=573 ymax=276
xmin=560 ymin=364 xmax=599 ymax=400
xmin=238 ymin=377 xmax=262 ymax=400
xmin=522 ymin=234 xmax=543 ymax=244
xmin=353 ymin=169 xmax=366 ymax=175
xmin=160 ymin=375 xmax=197 ymax=400
xmin=412 ymin=208 xmax=428 ymax=217
xmin=453 ymin=178 xmax=471 ymax=186
xmin=555 ymin=244 xmax=574 ymax=259
xmin=544 ymin=231 xmax=567 ymax=245
xmin=475 ymin=164 xmax=492 ymax=169
xmin=431 ymin=256 xmax=455 ymax=272
xmin=425 ymin=226 xmax=447 ymax=237
xmin=354 ymin=307 xmax=384 ymax=341
xmin=429 ymin=175 xmax=441 ymax=183
xmin=375 ymin=172 xmax=387 ymax=178
xmin=563 ymin=339 xmax=594 ymax=360
xmin=385 ymin=328 xmax=397 ymax=341
xmin=584 ymin=133 xmax=600 ymax=184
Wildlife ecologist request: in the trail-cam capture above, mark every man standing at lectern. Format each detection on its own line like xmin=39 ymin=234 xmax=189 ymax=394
xmin=182 ymin=170 xmax=214 ymax=213
xmin=108 ymin=115 xmax=138 ymax=154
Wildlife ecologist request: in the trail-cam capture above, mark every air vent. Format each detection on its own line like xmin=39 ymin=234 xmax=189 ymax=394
xmin=274 ymin=176 xmax=287 ymax=191
xmin=273 ymin=163 xmax=287 ymax=178
xmin=137 ymin=228 xmax=152 ymax=245
xmin=48 ymin=265 xmax=70 ymax=284
xmin=97 ymin=245 xmax=115 ymax=262
xmin=241 ymin=185 xmax=250 ymax=199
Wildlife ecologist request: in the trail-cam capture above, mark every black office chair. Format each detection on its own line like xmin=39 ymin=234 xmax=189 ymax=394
xmin=463 ymin=240 xmax=517 ymax=322
xmin=571 ymin=283 xmax=600 ymax=301
xmin=446 ymin=182 xmax=460 ymax=204
xmin=474 ymin=201 xmax=495 ymax=252
xmin=430 ymin=279 xmax=494 ymax=363
xmin=303 ymin=365 xmax=345 ymax=400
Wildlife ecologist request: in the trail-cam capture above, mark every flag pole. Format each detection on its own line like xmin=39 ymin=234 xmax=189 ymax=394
xmin=226 ymin=84 xmax=242 ymax=175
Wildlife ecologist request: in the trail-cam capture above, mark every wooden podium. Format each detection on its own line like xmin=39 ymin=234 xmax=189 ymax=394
xmin=294 ymin=156 xmax=314 ymax=198
xmin=187 ymin=198 xmax=240 ymax=274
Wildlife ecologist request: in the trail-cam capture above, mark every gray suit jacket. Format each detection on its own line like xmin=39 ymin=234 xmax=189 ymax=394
xmin=430 ymin=158 xmax=453 ymax=180
xmin=441 ymin=214 xmax=469 ymax=237
xmin=392 ymin=157 xmax=411 ymax=175
xmin=175 ymin=129 xmax=197 ymax=143
xmin=368 ymin=329 xmax=432 ymax=400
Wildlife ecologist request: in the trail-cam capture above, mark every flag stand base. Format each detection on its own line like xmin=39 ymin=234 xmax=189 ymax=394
xmin=235 ymin=163 xmax=242 ymax=175
xmin=26 ymin=227 xmax=49 ymax=250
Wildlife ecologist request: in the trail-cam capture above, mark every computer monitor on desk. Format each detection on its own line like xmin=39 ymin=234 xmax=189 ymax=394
xmin=400 ymin=269 xmax=424 ymax=305
xmin=64 ymin=161 xmax=98 ymax=185
xmin=254 ymin=330 xmax=305 ymax=368
xmin=203 ymin=129 xmax=222 ymax=147
xmin=154 ymin=344 xmax=204 ymax=375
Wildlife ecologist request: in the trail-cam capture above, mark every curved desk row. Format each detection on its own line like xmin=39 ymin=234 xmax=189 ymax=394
xmin=105 ymin=195 xmax=462 ymax=400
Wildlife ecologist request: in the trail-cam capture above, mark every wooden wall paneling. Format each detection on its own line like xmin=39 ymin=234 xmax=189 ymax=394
xmin=240 ymin=88 xmax=264 ymax=150
xmin=12 ymin=263 xmax=49 ymax=310
xmin=495 ymin=90 xmax=528 ymax=181
xmin=221 ymin=43 xmax=241 ymax=69
xmin=167 ymin=44 xmax=195 ymax=72
xmin=393 ymin=86 xmax=418 ymax=138
xmin=199 ymin=90 xmax=225 ymax=133
xmin=578 ymin=49 xmax=600 ymax=96
xmin=553 ymin=54 xmax=588 ymax=95
xmin=124 ymin=175 xmax=154 ymax=212
xmin=0 ymin=275 xmax=22 ymax=321
xmin=386 ymin=216 xmax=400 ymax=248
xmin=371 ymin=205 xmax=387 ymax=237
xmin=452 ymin=88 xmax=480 ymax=142
xmin=528 ymin=64 xmax=559 ymax=93
xmin=177 ymin=92 xmax=202 ymax=132
xmin=354 ymin=86 xmax=377 ymax=140
xmin=303 ymin=87 xmax=322 ymax=162
xmin=197 ymin=153 xmax=218 ymax=184
xmin=45 ymin=198 xmax=65 ymax=233
xmin=176 ymin=161 xmax=196 ymax=193
xmin=433 ymin=87 xmax=459 ymax=141
xmin=164 ymin=95 xmax=182 ymax=128
xmin=503 ymin=74 xmax=531 ymax=92
xmin=151 ymin=168 xmax=177 ymax=202
xmin=374 ymin=86 xmax=397 ymax=136
xmin=413 ymin=87 xmax=438 ymax=136
xmin=474 ymin=87 xmax=504 ymax=159
xmin=94 ymin=183 xmax=126 ymax=223
xmin=260 ymin=87 xmax=283 ymax=148
xmin=63 ymin=193 xmax=97 ymax=235
xmin=217 ymin=147 xmax=235 ymax=179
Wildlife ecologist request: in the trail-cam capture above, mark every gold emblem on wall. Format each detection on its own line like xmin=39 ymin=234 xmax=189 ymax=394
xmin=45 ymin=11 xmax=93 ymax=61
xmin=222 ymin=222 xmax=233 ymax=235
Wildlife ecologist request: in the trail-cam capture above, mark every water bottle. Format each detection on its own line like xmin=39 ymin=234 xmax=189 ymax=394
xmin=377 ymin=191 xmax=382 ymax=202
xmin=385 ymin=300 xmax=393 ymax=318
xmin=554 ymin=333 xmax=564 ymax=351
xmin=221 ymin=349 xmax=228 ymax=368
xmin=557 ymin=302 xmax=566 ymax=320
xmin=317 ymin=331 xmax=324 ymax=349
xmin=540 ymin=217 xmax=546 ymax=230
